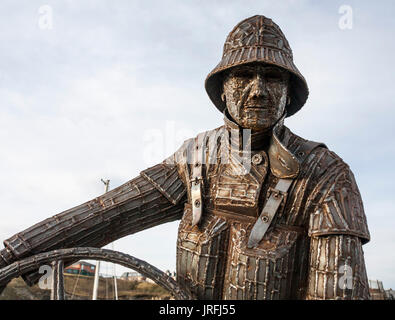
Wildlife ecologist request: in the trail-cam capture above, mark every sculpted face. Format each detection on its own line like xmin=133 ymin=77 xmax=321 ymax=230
xmin=222 ymin=63 xmax=290 ymax=131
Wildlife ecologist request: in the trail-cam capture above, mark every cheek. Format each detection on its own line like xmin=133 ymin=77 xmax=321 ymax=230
xmin=224 ymin=78 xmax=249 ymax=102
xmin=267 ymin=84 xmax=288 ymax=108
xmin=223 ymin=81 xmax=242 ymax=111
xmin=278 ymin=86 xmax=288 ymax=108
xmin=267 ymin=84 xmax=283 ymax=99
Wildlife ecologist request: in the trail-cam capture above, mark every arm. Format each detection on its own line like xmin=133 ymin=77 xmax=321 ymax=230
xmin=305 ymin=154 xmax=370 ymax=299
xmin=306 ymin=234 xmax=370 ymax=299
xmin=0 ymin=162 xmax=186 ymax=284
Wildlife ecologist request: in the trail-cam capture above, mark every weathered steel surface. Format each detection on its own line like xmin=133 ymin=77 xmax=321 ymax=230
xmin=205 ymin=15 xmax=309 ymax=117
xmin=306 ymin=235 xmax=370 ymax=299
xmin=172 ymin=114 xmax=369 ymax=299
xmin=0 ymin=247 xmax=193 ymax=300
xmin=0 ymin=164 xmax=186 ymax=285
xmin=248 ymin=178 xmax=293 ymax=248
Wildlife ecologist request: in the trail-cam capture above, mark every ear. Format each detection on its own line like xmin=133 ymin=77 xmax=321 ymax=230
xmin=221 ymin=71 xmax=230 ymax=103
xmin=286 ymin=84 xmax=291 ymax=105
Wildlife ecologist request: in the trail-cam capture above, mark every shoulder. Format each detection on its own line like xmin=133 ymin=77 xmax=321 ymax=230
xmin=284 ymin=128 xmax=370 ymax=243
xmin=164 ymin=126 xmax=225 ymax=166
xmin=283 ymin=126 xmax=349 ymax=180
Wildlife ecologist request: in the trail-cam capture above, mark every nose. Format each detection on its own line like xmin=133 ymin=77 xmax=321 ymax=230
xmin=250 ymin=74 xmax=267 ymax=98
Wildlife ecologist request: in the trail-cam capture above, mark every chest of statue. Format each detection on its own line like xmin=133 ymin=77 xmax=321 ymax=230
xmin=176 ymin=153 xmax=310 ymax=299
xmin=176 ymin=205 xmax=309 ymax=300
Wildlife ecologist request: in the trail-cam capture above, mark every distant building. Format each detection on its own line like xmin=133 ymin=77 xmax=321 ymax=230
xmin=369 ymin=279 xmax=387 ymax=300
xmin=64 ymin=261 xmax=96 ymax=276
xmin=120 ymin=271 xmax=146 ymax=282
xmin=120 ymin=271 xmax=164 ymax=283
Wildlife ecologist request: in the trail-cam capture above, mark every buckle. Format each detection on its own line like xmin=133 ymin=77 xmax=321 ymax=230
xmin=267 ymin=186 xmax=287 ymax=200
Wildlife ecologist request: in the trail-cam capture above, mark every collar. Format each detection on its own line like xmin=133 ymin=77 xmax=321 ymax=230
xmin=223 ymin=111 xmax=300 ymax=179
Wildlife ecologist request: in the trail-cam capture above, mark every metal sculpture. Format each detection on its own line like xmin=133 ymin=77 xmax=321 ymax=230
xmin=0 ymin=15 xmax=370 ymax=300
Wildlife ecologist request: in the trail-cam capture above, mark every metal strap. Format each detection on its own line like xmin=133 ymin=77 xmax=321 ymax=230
xmin=247 ymin=178 xmax=293 ymax=248
xmin=191 ymin=133 xmax=206 ymax=226
xmin=247 ymin=138 xmax=326 ymax=248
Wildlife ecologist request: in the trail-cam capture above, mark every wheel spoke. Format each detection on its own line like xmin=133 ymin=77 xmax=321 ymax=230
xmin=51 ymin=260 xmax=65 ymax=300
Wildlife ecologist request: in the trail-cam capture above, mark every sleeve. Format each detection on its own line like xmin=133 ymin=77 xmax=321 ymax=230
xmin=306 ymin=234 xmax=370 ymax=299
xmin=308 ymin=158 xmax=370 ymax=243
xmin=0 ymin=159 xmax=187 ymax=285
xmin=305 ymin=154 xmax=371 ymax=299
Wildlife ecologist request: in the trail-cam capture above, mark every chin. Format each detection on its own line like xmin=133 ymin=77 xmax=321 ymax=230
xmin=241 ymin=114 xmax=277 ymax=131
xmin=242 ymin=120 xmax=274 ymax=131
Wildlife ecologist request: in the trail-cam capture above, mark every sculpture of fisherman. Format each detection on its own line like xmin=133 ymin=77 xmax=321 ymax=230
xmin=0 ymin=15 xmax=370 ymax=299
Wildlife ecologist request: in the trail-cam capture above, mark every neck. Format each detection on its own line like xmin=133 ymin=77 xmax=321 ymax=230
xmin=223 ymin=110 xmax=278 ymax=151
xmin=250 ymin=128 xmax=273 ymax=150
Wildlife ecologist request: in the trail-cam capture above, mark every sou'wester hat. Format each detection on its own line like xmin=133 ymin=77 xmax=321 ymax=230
xmin=205 ymin=15 xmax=309 ymax=117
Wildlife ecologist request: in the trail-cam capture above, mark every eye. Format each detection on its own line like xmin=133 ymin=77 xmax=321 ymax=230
xmin=231 ymin=70 xmax=254 ymax=79
xmin=264 ymin=71 xmax=283 ymax=81
xmin=261 ymin=67 xmax=289 ymax=82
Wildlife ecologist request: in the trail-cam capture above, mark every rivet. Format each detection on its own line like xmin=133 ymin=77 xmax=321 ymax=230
xmin=252 ymin=153 xmax=263 ymax=165
xmin=262 ymin=215 xmax=269 ymax=223
xmin=194 ymin=199 xmax=201 ymax=208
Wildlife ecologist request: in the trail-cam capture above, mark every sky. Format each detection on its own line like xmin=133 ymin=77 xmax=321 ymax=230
xmin=0 ymin=0 xmax=394 ymax=291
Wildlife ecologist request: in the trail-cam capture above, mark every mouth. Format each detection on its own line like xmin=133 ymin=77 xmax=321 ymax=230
xmin=244 ymin=105 xmax=268 ymax=110
xmin=244 ymin=100 xmax=270 ymax=110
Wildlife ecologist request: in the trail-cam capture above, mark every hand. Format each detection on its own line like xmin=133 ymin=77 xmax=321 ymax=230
xmin=0 ymin=257 xmax=7 ymax=269
xmin=0 ymin=248 xmax=13 ymax=269
xmin=0 ymin=249 xmax=12 ymax=295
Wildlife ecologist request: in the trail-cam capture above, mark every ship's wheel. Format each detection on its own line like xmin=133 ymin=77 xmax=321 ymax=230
xmin=0 ymin=247 xmax=193 ymax=300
